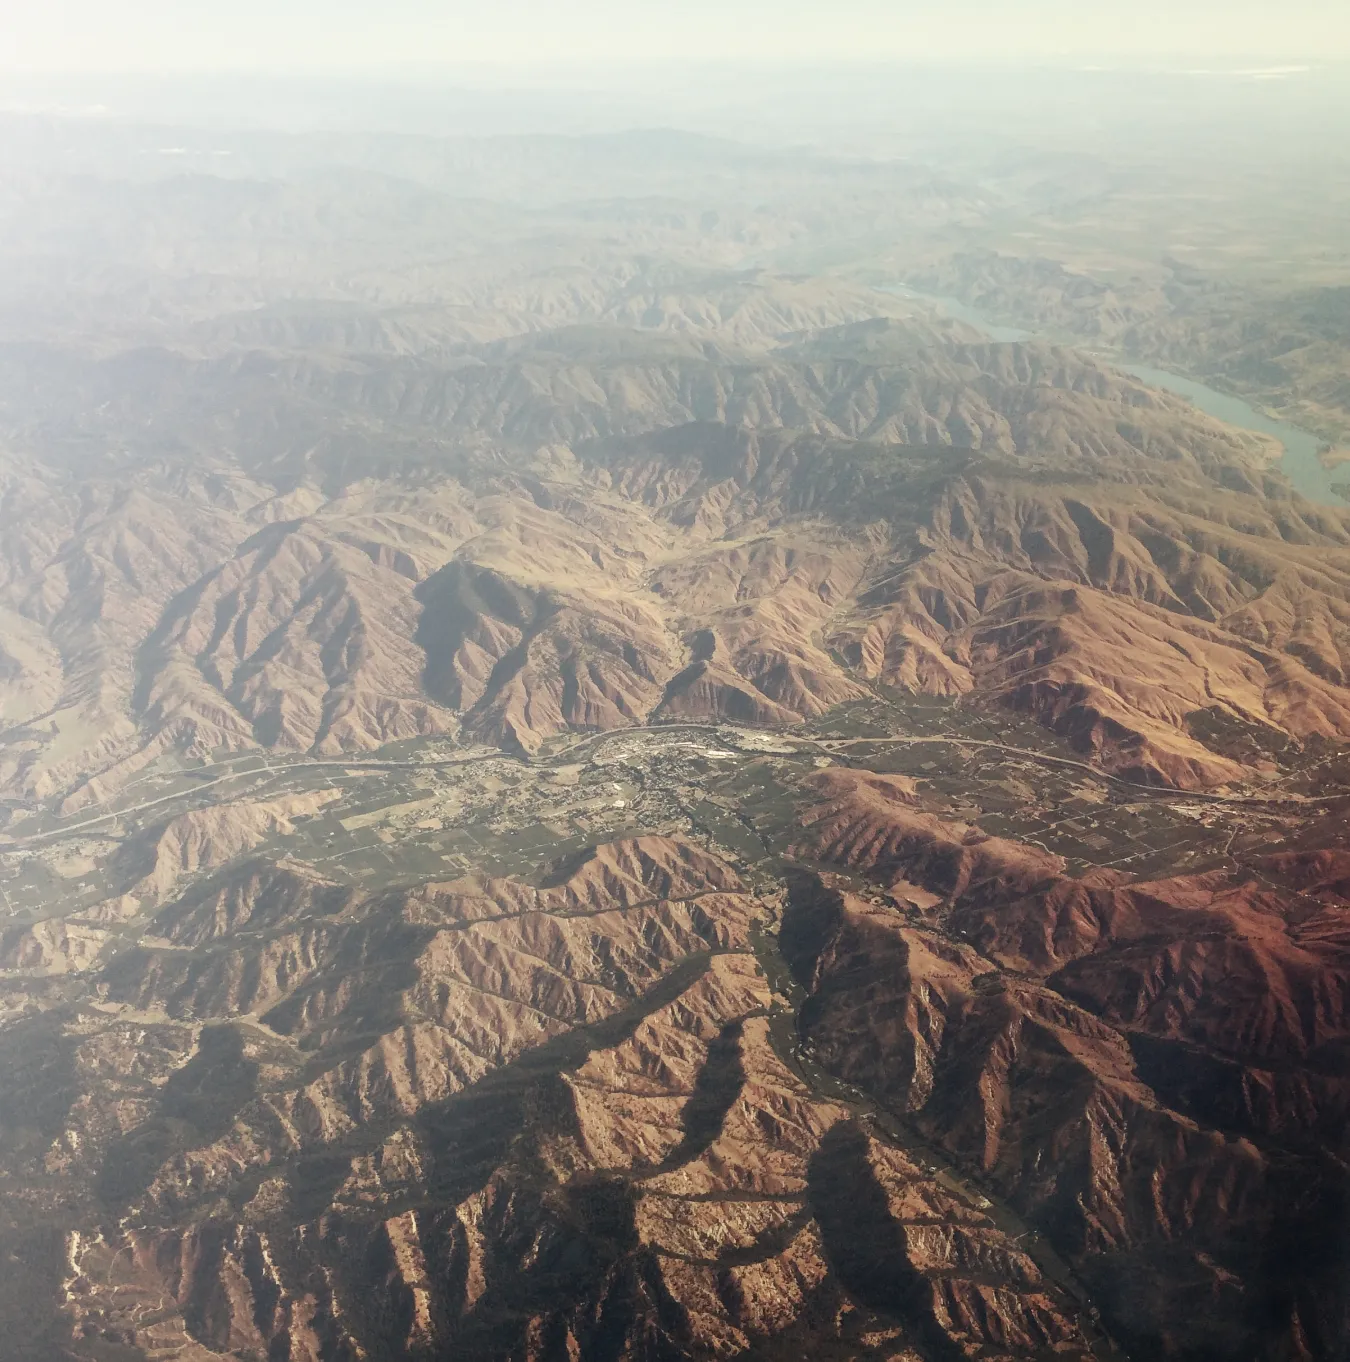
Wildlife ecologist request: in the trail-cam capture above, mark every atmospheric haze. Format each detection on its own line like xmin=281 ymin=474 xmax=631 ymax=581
xmin=3 ymin=0 xmax=1350 ymax=71
xmin=2 ymin=6 xmax=1350 ymax=1362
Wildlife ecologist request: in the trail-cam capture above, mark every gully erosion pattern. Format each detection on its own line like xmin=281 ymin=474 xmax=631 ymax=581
xmin=5 ymin=261 xmax=1350 ymax=1361
xmin=15 ymin=680 xmax=1348 ymax=1360
xmin=5 ymin=99 xmax=1350 ymax=1362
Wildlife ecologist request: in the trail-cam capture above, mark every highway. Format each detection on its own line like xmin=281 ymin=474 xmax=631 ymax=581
xmin=2 ymin=717 xmax=1323 ymax=851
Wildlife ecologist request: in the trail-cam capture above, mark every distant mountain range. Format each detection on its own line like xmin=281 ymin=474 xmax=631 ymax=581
xmin=1 ymin=114 xmax=1347 ymax=1362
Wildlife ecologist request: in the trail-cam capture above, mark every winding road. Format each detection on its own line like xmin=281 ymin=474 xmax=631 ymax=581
xmin=2 ymin=718 xmax=1327 ymax=852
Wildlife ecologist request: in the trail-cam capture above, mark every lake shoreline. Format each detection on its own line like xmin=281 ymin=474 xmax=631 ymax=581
xmin=886 ymin=284 xmax=1345 ymax=507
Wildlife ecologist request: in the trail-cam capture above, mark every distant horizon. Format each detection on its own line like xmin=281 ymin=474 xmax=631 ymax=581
xmin=7 ymin=57 xmax=1350 ymax=158
xmin=4 ymin=55 xmax=1350 ymax=82
xmin=4 ymin=0 xmax=1350 ymax=74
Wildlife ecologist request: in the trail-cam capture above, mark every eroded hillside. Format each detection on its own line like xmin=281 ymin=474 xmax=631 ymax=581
xmin=2 ymin=123 xmax=1349 ymax=1362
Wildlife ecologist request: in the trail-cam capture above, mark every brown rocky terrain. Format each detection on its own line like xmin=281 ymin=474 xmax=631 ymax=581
xmin=9 ymin=738 xmax=1344 ymax=1360
xmin=3 ymin=117 xmax=1350 ymax=1362
xmin=786 ymin=768 xmax=1350 ymax=1360
xmin=0 ymin=831 xmax=1103 ymax=1360
xmin=6 ymin=341 xmax=1350 ymax=807
xmin=906 ymin=254 xmax=1350 ymax=444
xmin=30 ymin=839 xmax=1101 ymax=1362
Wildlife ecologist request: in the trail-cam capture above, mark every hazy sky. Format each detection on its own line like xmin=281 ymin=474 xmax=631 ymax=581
xmin=3 ymin=0 xmax=1349 ymax=72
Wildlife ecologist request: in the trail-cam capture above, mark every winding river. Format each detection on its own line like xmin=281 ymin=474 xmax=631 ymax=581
xmin=890 ymin=287 xmax=1343 ymax=506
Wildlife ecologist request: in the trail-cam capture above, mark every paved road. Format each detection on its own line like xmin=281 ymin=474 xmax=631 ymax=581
xmin=812 ymin=734 xmax=1308 ymax=805
xmin=3 ymin=718 xmax=1321 ymax=851
xmin=0 ymin=722 xmax=739 ymax=849
xmin=1 ymin=751 xmax=505 ymax=847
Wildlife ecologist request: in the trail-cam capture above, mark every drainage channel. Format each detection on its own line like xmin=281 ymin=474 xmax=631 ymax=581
xmin=748 ymin=917 xmax=1130 ymax=1362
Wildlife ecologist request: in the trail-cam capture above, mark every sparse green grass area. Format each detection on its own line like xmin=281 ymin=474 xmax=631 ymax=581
xmin=0 ymin=682 xmax=1317 ymax=956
